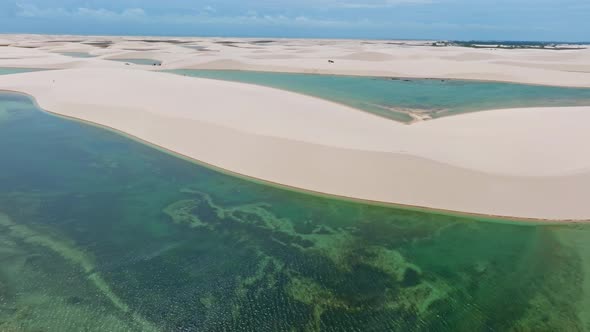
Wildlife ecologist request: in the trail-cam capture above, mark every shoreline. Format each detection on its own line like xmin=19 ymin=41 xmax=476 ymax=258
xmin=2 ymin=64 xmax=590 ymax=90
xmin=161 ymin=69 xmax=590 ymax=124
xmin=162 ymin=67 xmax=590 ymax=89
xmin=1 ymin=36 xmax=590 ymax=221
xmin=6 ymin=88 xmax=582 ymax=225
xmin=2 ymin=85 xmax=589 ymax=223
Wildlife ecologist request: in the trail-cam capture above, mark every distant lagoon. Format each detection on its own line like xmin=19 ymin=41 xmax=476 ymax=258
xmin=110 ymin=58 xmax=162 ymax=66
xmin=59 ymin=52 xmax=96 ymax=58
xmin=0 ymin=68 xmax=40 ymax=75
xmin=168 ymin=69 xmax=590 ymax=123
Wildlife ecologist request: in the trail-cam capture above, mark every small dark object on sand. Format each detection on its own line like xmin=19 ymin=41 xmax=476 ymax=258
xmin=125 ymin=63 xmax=130 ymax=65
xmin=328 ymin=60 xmax=335 ymax=64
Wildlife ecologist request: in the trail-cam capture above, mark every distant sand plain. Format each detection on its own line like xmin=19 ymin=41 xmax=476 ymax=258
xmin=1 ymin=34 xmax=590 ymax=220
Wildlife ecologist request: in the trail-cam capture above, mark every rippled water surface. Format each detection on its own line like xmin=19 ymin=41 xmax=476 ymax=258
xmin=168 ymin=69 xmax=590 ymax=122
xmin=1 ymin=92 xmax=589 ymax=331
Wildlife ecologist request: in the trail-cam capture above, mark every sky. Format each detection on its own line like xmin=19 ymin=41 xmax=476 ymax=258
xmin=0 ymin=0 xmax=589 ymax=41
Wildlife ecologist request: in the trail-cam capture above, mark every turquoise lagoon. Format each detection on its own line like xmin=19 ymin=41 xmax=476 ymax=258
xmin=0 ymin=90 xmax=590 ymax=331
xmin=0 ymin=68 xmax=39 ymax=75
xmin=59 ymin=52 xmax=96 ymax=58
xmin=167 ymin=69 xmax=590 ymax=122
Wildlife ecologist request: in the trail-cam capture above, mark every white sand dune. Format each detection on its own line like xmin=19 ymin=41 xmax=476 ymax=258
xmin=1 ymin=36 xmax=590 ymax=86
xmin=337 ymin=51 xmax=395 ymax=61
xmin=1 ymin=35 xmax=590 ymax=220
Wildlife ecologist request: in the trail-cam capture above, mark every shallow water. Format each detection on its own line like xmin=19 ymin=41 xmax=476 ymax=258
xmin=0 ymin=68 xmax=39 ymax=75
xmin=1 ymin=91 xmax=589 ymax=331
xmin=60 ymin=52 xmax=96 ymax=58
xmin=167 ymin=69 xmax=590 ymax=122
xmin=110 ymin=58 xmax=162 ymax=66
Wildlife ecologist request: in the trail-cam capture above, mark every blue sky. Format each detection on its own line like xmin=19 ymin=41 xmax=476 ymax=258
xmin=0 ymin=1 xmax=588 ymax=41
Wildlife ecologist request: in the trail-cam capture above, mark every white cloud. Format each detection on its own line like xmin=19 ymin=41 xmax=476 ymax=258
xmin=16 ymin=3 xmax=67 ymax=17
xmin=337 ymin=0 xmax=434 ymax=8
xmin=161 ymin=12 xmax=357 ymax=28
xmin=245 ymin=10 xmax=259 ymax=17
xmin=14 ymin=3 xmax=363 ymax=28
xmin=16 ymin=3 xmax=145 ymax=20
xmin=203 ymin=6 xmax=216 ymax=14
xmin=12 ymin=2 xmax=539 ymax=34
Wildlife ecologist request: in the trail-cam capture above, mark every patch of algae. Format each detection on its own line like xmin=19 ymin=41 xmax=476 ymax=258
xmin=163 ymin=190 xmax=453 ymax=327
xmin=169 ymin=190 xmax=359 ymax=267
xmin=228 ymin=201 xmax=451 ymax=315
xmin=355 ymin=246 xmax=453 ymax=316
xmin=163 ymin=190 xmax=587 ymax=330
xmin=229 ymin=253 xmax=287 ymax=324
xmin=199 ymin=293 xmax=216 ymax=310
xmin=286 ymin=276 xmax=349 ymax=331
xmin=163 ymin=199 xmax=211 ymax=229
xmin=0 ymin=212 xmax=159 ymax=332
xmin=235 ymin=254 xmax=283 ymax=298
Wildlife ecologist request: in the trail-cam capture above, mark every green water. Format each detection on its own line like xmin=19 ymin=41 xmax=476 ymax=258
xmin=167 ymin=69 xmax=590 ymax=123
xmin=60 ymin=52 xmax=96 ymax=58
xmin=111 ymin=58 xmax=162 ymax=66
xmin=1 ymin=91 xmax=590 ymax=331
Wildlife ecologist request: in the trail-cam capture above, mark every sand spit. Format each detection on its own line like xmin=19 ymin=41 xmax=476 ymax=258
xmin=0 ymin=66 xmax=590 ymax=220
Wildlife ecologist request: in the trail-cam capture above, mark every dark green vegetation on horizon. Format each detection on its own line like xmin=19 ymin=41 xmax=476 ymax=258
xmin=434 ymin=40 xmax=588 ymax=50
xmin=1 ymin=91 xmax=589 ymax=331
xmin=167 ymin=69 xmax=590 ymax=123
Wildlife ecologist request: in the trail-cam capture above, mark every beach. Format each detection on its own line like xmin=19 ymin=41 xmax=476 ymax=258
xmin=1 ymin=35 xmax=590 ymax=220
